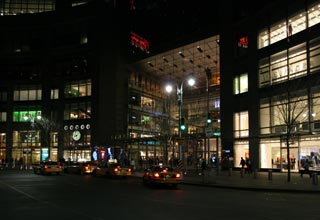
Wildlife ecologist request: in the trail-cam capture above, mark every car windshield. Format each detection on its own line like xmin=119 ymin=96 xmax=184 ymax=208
xmin=152 ymin=166 xmax=174 ymax=172
xmin=109 ymin=163 xmax=120 ymax=167
xmin=43 ymin=161 xmax=58 ymax=165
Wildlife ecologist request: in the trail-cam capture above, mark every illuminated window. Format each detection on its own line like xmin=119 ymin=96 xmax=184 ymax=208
xmin=270 ymin=50 xmax=287 ymax=84
xmin=14 ymin=85 xmax=42 ymax=101
xmin=233 ymin=73 xmax=248 ymax=95
xmin=64 ymin=79 xmax=91 ymax=98
xmin=64 ymin=101 xmax=91 ymax=120
xmin=308 ymin=2 xmax=320 ymax=27
xmin=258 ymin=28 xmax=269 ymax=49
xmin=288 ymin=11 xmax=306 ymax=36
xmin=260 ymin=98 xmax=270 ymax=135
xmin=259 ymin=58 xmax=270 ymax=87
xmin=0 ymin=112 xmax=7 ymax=122
xmin=288 ymin=43 xmax=307 ymax=79
xmin=270 ymin=20 xmax=287 ymax=44
xmin=13 ymin=109 xmax=42 ymax=122
xmin=234 ymin=111 xmax=249 ymax=138
xmin=309 ymin=37 xmax=320 ymax=73
xmin=50 ymin=89 xmax=59 ymax=99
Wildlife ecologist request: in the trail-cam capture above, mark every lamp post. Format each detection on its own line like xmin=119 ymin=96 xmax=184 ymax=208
xmin=205 ymin=68 xmax=211 ymax=167
xmin=165 ymin=76 xmax=195 ymax=160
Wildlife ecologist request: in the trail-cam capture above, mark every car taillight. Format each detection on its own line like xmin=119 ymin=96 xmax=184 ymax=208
xmin=114 ymin=168 xmax=119 ymax=172
xmin=128 ymin=168 xmax=131 ymax=172
xmin=176 ymin=173 xmax=181 ymax=178
xmin=163 ymin=169 xmax=167 ymax=173
xmin=44 ymin=165 xmax=48 ymax=169
xmin=154 ymin=172 xmax=160 ymax=178
xmin=58 ymin=165 xmax=62 ymax=169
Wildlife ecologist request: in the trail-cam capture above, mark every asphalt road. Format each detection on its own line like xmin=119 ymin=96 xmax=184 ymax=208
xmin=0 ymin=170 xmax=318 ymax=220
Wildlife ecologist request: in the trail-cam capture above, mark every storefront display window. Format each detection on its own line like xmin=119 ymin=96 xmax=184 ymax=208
xmin=234 ymin=141 xmax=249 ymax=168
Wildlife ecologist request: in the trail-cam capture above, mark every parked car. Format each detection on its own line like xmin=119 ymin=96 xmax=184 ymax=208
xmin=92 ymin=162 xmax=132 ymax=178
xmin=33 ymin=161 xmax=63 ymax=175
xmin=64 ymin=161 xmax=97 ymax=174
xmin=142 ymin=165 xmax=182 ymax=188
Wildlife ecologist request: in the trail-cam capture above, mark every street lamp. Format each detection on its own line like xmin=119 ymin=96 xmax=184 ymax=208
xmin=165 ymin=76 xmax=196 ymax=160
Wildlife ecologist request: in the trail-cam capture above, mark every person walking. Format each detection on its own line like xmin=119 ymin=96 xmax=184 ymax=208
xmin=300 ymin=159 xmax=312 ymax=178
xmin=240 ymin=157 xmax=246 ymax=169
xmin=246 ymin=158 xmax=252 ymax=174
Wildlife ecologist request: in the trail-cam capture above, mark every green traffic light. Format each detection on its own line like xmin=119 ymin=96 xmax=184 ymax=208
xmin=180 ymin=117 xmax=186 ymax=131
xmin=207 ymin=113 xmax=212 ymax=124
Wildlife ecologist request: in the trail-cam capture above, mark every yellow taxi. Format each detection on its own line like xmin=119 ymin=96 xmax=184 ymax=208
xmin=33 ymin=161 xmax=63 ymax=175
xmin=64 ymin=161 xmax=97 ymax=175
xmin=93 ymin=161 xmax=132 ymax=178
xmin=142 ymin=164 xmax=182 ymax=188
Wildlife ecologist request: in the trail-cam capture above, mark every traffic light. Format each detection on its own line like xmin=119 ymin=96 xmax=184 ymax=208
xmin=180 ymin=117 xmax=186 ymax=131
xmin=207 ymin=113 xmax=212 ymax=124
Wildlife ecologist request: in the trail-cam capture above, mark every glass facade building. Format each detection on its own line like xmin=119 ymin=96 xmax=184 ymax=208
xmin=220 ymin=0 xmax=320 ymax=172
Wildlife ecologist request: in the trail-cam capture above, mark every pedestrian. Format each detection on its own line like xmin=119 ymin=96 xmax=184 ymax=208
xmin=300 ymin=159 xmax=312 ymax=178
xmin=240 ymin=157 xmax=246 ymax=169
xmin=201 ymin=159 xmax=207 ymax=175
xmin=130 ymin=159 xmax=136 ymax=171
xmin=246 ymin=158 xmax=252 ymax=174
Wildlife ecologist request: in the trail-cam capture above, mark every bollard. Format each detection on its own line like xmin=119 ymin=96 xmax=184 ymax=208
xmin=312 ymin=173 xmax=318 ymax=185
xmin=268 ymin=169 xmax=272 ymax=180
xmin=228 ymin=168 xmax=232 ymax=176
xmin=240 ymin=168 xmax=244 ymax=178
xmin=253 ymin=169 xmax=258 ymax=179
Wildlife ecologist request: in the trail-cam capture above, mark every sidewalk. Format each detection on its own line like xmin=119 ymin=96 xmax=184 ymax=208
xmin=132 ymin=168 xmax=320 ymax=193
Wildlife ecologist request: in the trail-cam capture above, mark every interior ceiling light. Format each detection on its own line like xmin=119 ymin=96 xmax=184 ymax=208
xmin=179 ymin=51 xmax=185 ymax=58
xmin=147 ymin=61 xmax=154 ymax=67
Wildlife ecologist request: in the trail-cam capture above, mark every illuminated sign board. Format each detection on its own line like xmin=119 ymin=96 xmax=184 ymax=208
xmin=238 ymin=36 xmax=248 ymax=48
xmin=131 ymin=32 xmax=149 ymax=53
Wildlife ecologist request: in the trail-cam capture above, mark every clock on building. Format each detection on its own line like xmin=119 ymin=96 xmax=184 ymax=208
xmin=72 ymin=130 xmax=81 ymax=141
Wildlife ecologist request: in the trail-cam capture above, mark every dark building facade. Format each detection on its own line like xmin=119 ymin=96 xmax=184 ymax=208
xmin=0 ymin=0 xmax=130 ymax=164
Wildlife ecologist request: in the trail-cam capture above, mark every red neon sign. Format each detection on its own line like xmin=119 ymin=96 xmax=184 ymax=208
xmin=131 ymin=32 xmax=149 ymax=53
xmin=238 ymin=36 xmax=248 ymax=48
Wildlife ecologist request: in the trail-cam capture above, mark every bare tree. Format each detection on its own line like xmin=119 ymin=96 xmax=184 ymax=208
xmin=274 ymin=88 xmax=309 ymax=182
xmin=33 ymin=117 xmax=60 ymax=161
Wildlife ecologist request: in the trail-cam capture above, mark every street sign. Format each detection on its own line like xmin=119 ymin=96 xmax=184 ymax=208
xmin=205 ymin=127 xmax=213 ymax=137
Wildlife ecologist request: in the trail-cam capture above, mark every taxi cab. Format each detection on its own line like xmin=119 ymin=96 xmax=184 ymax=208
xmin=142 ymin=164 xmax=182 ymax=188
xmin=93 ymin=161 xmax=132 ymax=178
xmin=64 ymin=161 xmax=97 ymax=175
xmin=33 ymin=161 xmax=63 ymax=175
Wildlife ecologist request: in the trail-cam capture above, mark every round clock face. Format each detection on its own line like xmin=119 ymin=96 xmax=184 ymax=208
xmin=72 ymin=130 xmax=81 ymax=141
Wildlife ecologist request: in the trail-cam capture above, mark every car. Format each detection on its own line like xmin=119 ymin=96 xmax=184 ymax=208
xmin=92 ymin=162 xmax=132 ymax=178
xmin=33 ymin=161 xmax=63 ymax=175
xmin=64 ymin=161 xmax=97 ymax=175
xmin=142 ymin=165 xmax=182 ymax=188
